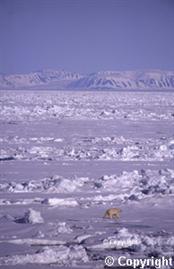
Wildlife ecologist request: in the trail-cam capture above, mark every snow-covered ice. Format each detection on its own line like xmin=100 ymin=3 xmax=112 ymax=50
xmin=0 ymin=90 xmax=174 ymax=268
xmin=17 ymin=208 xmax=44 ymax=224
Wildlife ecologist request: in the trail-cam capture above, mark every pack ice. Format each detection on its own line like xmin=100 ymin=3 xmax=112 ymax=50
xmin=0 ymin=91 xmax=174 ymax=268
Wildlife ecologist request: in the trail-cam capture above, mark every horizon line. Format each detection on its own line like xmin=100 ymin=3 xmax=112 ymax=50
xmin=1 ymin=68 xmax=174 ymax=76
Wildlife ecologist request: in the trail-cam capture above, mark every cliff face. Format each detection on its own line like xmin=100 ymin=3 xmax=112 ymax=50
xmin=69 ymin=70 xmax=174 ymax=90
xmin=0 ymin=69 xmax=82 ymax=89
xmin=1 ymin=69 xmax=174 ymax=90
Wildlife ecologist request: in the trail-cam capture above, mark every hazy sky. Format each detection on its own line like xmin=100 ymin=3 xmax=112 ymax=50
xmin=0 ymin=0 xmax=174 ymax=74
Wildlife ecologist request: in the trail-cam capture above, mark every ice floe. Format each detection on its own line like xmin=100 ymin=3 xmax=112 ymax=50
xmin=0 ymin=135 xmax=173 ymax=161
xmin=16 ymin=208 xmax=44 ymax=224
xmin=0 ymin=245 xmax=89 ymax=266
xmin=0 ymin=169 xmax=174 ymax=204
xmin=1 ymin=91 xmax=174 ymax=121
xmin=42 ymin=198 xmax=78 ymax=207
xmin=89 ymin=227 xmax=174 ymax=257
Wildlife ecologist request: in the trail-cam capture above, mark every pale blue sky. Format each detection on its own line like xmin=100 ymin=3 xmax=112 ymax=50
xmin=0 ymin=0 xmax=174 ymax=74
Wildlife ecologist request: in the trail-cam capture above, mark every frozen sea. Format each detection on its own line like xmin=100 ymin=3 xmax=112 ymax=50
xmin=0 ymin=90 xmax=174 ymax=268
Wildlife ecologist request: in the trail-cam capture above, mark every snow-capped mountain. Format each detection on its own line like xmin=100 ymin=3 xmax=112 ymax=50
xmin=0 ymin=69 xmax=82 ymax=89
xmin=0 ymin=69 xmax=174 ymax=90
xmin=69 ymin=70 xmax=174 ymax=90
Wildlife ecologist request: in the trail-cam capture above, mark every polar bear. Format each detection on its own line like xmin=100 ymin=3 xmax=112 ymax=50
xmin=103 ymin=208 xmax=121 ymax=219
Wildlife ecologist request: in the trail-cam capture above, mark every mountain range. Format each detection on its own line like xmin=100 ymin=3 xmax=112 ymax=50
xmin=0 ymin=69 xmax=174 ymax=90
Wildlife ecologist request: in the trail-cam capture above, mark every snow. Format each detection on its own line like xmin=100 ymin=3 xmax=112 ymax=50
xmin=0 ymin=169 xmax=174 ymax=206
xmin=0 ymin=69 xmax=82 ymax=89
xmin=42 ymin=198 xmax=78 ymax=207
xmin=89 ymin=227 xmax=174 ymax=256
xmin=1 ymin=69 xmax=174 ymax=90
xmin=0 ymin=238 xmax=66 ymax=246
xmin=56 ymin=222 xmax=73 ymax=234
xmin=1 ymin=135 xmax=174 ymax=161
xmin=0 ymin=90 xmax=174 ymax=268
xmin=0 ymin=245 xmax=88 ymax=265
xmin=1 ymin=91 xmax=174 ymax=121
xmin=0 ymin=176 xmax=90 ymax=193
xmin=70 ymin=70 xmax=174 ymax=89
xmin=17 ymin=208 xmax=44 ymax=224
